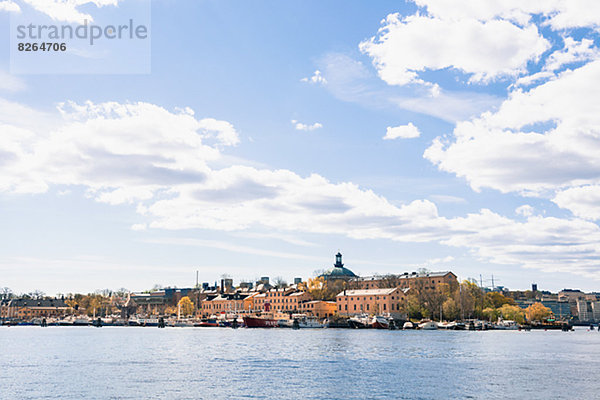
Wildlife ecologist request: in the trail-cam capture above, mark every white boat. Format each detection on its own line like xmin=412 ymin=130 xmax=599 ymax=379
xmin=418 ymin=321 xmax=438 ymax=330
xmin=294 ymin=315 xmax=325 ymax=328
xmin=438 ymin=321 xmax=457 ymax=330
xmin=403 ymin=321 xmax=415 ymax=329
xmin=348 ymin=314 xmax=371 ymax=329
xmin=494 ymin=319 xmax=519 ymax=330
xmin=279 ymin=314 xmax=325 ymax=328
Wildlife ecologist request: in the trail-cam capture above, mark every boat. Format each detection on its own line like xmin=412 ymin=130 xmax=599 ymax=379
xmin=418 ymin=321 xmax=438 ymax=330
xmin=138 ymin=318 xmax=159 ymax=327
xmin=278 ymin=314 xmax=325 ymax=329
xmin=278 ymin=319 xmax=293 ymax=328
xmin=348 ymin=314 xmax=371 ymax=329
xmin=403 ymin=321 xmax=415 ymax=330
xmin=370 ymin=315 xmax=390 ymax=329
xmin=194 ymin=317 xmax=220 ymax=327
xmin=295 ymin=315 xmax=325 ymax=328
xmin=57 ymin=317 xmax=74 ymax=326
xmin=243 ymin=315 xmax=278 ymax=328
xmin=493 ymin=319 xmax=519 ymax=330
xmin=73 ymin=317 xmax=90 ymax=326
xmin=170 ymin=320 xmax=195 ymax=328
xmin=438 ymin=321 xmax=457 ymax=330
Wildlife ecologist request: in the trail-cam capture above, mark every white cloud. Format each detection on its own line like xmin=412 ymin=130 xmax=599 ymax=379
xmin=317 ymin=52 xmax=501 ymax=123
xmin=553 ymin=186 xmax=600 ymax=220
xmin=301 ymin=70 xmax=327 ymax=84
xmin=425 ymin=60 xmax=600 ymax=196
xmin=515 ymin=205 xmax=534 ymax=217
xmin=544 ymin=37 xmax=599 ymax=72
xmin=0 ymin=71 xmax=26 ymax=92
xmin=0 ymin=100 xmax=235 ymax=198
xmin=3 ymin=97 xmax=600 ymax=278
xmin=411 ymin=0 xmax=600 ymax=30
xmin=383 ymin=123 xmax=420 ymax=140
xmin=425 ymin=255 xmax=454 ymax=265
xmin=291 ymin=119 xmax=323 ymax=131
xmin=19 ymin=0 xmax=120 ymax=23
xmin=428 ymin=194 xmax=466 ymax=204
xmin=360 ymin=12 xmax=549 ymax=86
xmin=0 ymin=1 xmax=19 ymax=12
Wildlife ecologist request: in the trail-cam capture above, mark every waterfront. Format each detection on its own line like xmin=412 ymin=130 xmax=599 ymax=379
xmin=1 ymin=327 xmax=600 ymax=399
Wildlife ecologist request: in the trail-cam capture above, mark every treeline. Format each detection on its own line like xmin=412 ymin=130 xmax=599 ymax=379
xmin=299 ymin=276 xmax=553 ymax=322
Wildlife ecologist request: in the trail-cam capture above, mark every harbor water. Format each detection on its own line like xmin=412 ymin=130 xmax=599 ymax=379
xmin=1 ymin=327 xmax=599 ymax=399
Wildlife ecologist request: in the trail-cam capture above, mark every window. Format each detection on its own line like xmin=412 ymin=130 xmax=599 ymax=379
xmin=383 ymin=304 xmax=386 ymax=310
xmin=345 ymin=305 xmax=347 ymax=310
xmin=339 ymin=305 xmax=341 ymax=311
xmin=353 ymin=304 xmax=356 ymax=311
xmin=367 ymin=304 xmax=370 ymax=310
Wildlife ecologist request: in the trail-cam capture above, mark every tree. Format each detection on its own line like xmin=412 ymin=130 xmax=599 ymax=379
xmin=485 ymin=292 xmax=515 ymax=308
xmin=482 ymin=307 xmax=499 ymax=322
xmin=164 ymin=306 xmax=178 ymax=316
xmin=442 ymin=298 xmax=460 ymax=321
xmin=178 ymin=296 xmax=195 ymax=316
xmin=0 ymin=287 xmax=13 ymax=300
xmin=273 ymin=277 xmax=288 ymax=289
xmin=406 ymin=296 xmax=424 ymax=320
xmin=499 ymin=304 xmax=525 ymax=324
xmin=525 ymin=302 xmax=552 ymax=322
xmin=307 ymin=277 xmax=326 ymax=300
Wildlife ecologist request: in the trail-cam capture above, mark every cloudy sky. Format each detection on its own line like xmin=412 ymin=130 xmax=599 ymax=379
xmin=2 ymin=0 xmax=600 ymax=294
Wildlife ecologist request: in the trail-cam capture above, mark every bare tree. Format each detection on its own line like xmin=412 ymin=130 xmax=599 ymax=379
xmin=273 ymin=277 xmax=288 ymax=289
xmin=0 ymin=287 xmax=13 ymax=300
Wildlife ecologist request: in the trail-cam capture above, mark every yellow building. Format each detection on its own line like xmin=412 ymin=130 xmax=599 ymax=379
xmin=298 ymin=300 xmax=337 ymax=319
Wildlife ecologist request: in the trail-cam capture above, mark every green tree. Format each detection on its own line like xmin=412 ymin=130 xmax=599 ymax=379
xmin=499 ymin=304 xmax=525 ymax=324
xmin=482 ymin=307 xmax=499 ymax=322
xmin=442 ymin=298 xmax=460 ymax=321
xmin=485 ymin=292 xmax=516 ymax=308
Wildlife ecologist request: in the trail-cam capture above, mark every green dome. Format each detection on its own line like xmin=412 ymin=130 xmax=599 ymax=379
xmin=319 ymin=252 xmax=357 ymax=280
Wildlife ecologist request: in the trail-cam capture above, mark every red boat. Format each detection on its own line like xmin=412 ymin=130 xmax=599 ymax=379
xmin=243 ymin=315 xmax=278 ymax=328
xmin=370 ymin=315 xmax=390 ymax=329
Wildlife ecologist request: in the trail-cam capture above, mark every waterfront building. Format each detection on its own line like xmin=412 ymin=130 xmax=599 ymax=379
xmin=576 ymin=300 xmax=600 ymax=322
xmin=262 ymin=288 xmax=311 ymax=312
xmin=319 ymin=252 xmax=358 ymax=281
xmin=335 ymin=288 xmax=408 ymax=318
xmin=558 ymin=289 xmax=586 ymax=302
xmin=130 ymin=288 xmax=197 ymax=315
xmin=356 ymin=271 xmax=458 ymax=291
xmin=298 ymin=300 xmax=337 ymax=318
xmin=201 ymin=292 xmax=254 ymax=316
xmin=1 ymin=298 xmax=68 ymax=319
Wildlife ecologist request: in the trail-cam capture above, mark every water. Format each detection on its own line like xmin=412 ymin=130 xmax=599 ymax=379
xmin=1 ymin=327 xmax=599 ymax=399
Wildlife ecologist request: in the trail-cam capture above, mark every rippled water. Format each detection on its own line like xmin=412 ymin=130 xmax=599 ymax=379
xmin=1 ymin=327 xmax=599 ymax=399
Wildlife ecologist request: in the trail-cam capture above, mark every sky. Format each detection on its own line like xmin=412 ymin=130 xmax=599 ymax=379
xmin=1 ymin=0 xmax=600 ymax=295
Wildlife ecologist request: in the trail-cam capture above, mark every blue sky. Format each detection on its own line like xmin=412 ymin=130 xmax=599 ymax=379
xmin=2 ymin=0 xmax=600 ymax=294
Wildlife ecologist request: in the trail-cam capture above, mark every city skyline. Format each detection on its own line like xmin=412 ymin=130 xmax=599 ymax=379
xmin=2 ymin=1 xmax=600 ymax=294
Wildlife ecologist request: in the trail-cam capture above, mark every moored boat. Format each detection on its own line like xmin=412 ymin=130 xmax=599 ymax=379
xmin=403 ymin=321 xmax=415 ymax=330
xmin=418 ymin=321 xmax=438 ymax=330
xmin=348 ymin=314 xmax=370 ymax=329
xmin=370 ymin=315 xmax=390 ymax=329
xmin=243 ymin=315 xmax=278 ymax=328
